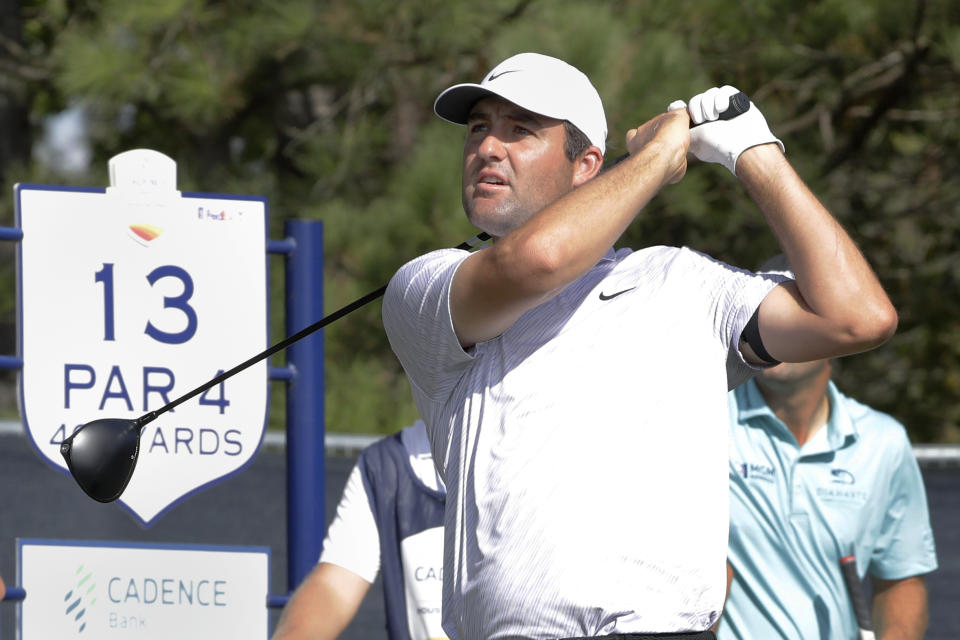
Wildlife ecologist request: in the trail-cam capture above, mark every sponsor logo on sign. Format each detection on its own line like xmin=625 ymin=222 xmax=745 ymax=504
xmin=128 ymin=223 xmax=164 ymax=246
xmin=63 ymin=565 xmax=96 ymax=634
xmin=196 ymin=206 xmax=243 ymax=222
xmin=21 ymin=541 xmax=268 ymax=638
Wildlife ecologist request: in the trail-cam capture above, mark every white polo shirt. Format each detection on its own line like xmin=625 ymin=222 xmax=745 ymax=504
xmin=382 ymin=245 xmax=783 ymax=640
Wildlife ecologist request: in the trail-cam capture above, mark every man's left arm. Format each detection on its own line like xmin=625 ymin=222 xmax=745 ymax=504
xmin=682 ymin=87 xmax=898 ymax=364
xmin=871 ymin=575 xmax=929 ymax=640
xmin=736 ymin=145 xmax=898 ymax=363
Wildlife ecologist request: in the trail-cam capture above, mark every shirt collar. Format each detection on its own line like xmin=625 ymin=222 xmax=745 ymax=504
xmin=823 ymin=380 xmax=857 ymax=450
xmin=735 ymin=378 xmax=857 ymax=452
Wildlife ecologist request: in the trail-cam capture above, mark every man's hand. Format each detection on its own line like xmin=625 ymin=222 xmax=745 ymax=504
xmin=625 ymin=108 xmax=691 ymax=186
xmin=672 ymin=85 xmax=783 ymax=175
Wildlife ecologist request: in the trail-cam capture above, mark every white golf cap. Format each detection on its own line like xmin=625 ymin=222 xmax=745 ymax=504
xmin=434 ymin=52 xmax=607 ymax=154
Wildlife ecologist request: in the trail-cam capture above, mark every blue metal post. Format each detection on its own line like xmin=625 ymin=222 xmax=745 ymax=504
xmin=283 ymin=220 xmax=325 ymax=592
xmin=0 ymin=226 xmax=25 ymax=603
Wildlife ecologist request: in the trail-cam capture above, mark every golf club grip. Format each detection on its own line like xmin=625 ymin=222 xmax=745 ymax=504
xmin=608 ymin=90 xmax=750 ymax=166
xmin=840 ymin=555 xmax=876 ymax=640
xmin=145 ymin=232 xmax=492 ymax=421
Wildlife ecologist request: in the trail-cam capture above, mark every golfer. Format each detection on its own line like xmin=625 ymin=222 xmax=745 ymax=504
xmin=382 ymin=52 xmax=897 ymax=640
xmin=719 ymin=257 xmax=937 ymax=640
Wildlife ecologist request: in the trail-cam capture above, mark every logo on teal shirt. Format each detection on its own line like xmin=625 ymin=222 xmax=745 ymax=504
xmin=831 ymin=468 xmax=855 ymax=485
xmin=738 ymin=461 xmax=775 ymax=481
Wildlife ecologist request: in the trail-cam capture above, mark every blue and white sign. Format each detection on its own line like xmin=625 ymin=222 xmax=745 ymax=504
xmin=18 ymin=539 xmax=269 ymax=639
xmin=16 ymin=150 xmax=269 ymax=525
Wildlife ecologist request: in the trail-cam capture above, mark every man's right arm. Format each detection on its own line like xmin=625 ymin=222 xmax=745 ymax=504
xmin=451 ymin=110 xmax=691 ymax=347
xmin=270 ymin=562 xmax=371 ymax=640
xmin=271 ymin=460 xmax=381 ymax=639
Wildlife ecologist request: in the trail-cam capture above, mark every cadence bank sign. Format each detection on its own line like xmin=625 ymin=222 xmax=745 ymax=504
xmin=15 ymin=150 xmax=269 ymax=524
xmin=18 ymin=539 xmax=268 ymax=638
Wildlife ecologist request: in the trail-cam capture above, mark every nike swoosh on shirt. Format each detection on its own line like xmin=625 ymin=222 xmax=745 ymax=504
xmin=487 ymin=70 xmax=519 ymax=82
xmin=598 ymin=287 xmax=636 ymax=301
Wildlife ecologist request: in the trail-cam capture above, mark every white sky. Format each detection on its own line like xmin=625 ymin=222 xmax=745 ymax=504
xmin=35 ymin=105 xmax=91 ymax=174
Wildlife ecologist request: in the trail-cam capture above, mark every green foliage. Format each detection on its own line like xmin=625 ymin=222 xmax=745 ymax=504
xmin=3 ymin=0 xmax=960 ymax=440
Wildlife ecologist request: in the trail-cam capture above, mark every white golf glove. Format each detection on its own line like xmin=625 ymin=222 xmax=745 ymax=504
xmin=668 ymin=85 xmax=784 ymax=176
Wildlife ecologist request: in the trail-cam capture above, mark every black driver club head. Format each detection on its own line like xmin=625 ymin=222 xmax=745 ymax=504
xmin=60 ymin=418 xmax=142 ymax=503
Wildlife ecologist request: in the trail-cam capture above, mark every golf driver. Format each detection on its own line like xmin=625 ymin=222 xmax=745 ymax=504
xmin=61 ymin=91 xmax=753 ymax=503
xmin=60 ymin=232 xmax=491 ymax=503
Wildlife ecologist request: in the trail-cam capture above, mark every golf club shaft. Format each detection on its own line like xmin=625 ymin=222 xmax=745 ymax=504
xmin=136 ymin=231 xmax=492 ymax=429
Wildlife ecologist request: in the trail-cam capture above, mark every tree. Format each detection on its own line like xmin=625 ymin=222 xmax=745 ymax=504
xmin=5 ymin=0 xmax=960 ymax=441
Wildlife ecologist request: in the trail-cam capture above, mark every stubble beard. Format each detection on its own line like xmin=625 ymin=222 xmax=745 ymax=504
xmin=463 ymin=191 xmax=534 ymax=238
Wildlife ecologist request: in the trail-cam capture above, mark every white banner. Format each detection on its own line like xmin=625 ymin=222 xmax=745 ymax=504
xmin=18 ymin=539 xmax=268 ymax=639
xmin=17 ymin=181 xmax=269 ymax=525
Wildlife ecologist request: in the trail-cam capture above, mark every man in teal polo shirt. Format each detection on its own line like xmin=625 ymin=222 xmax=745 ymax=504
xmin=720 ymin=260 xmax=937 ymax=640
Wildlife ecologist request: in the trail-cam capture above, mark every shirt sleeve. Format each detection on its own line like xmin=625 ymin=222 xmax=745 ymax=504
xmin=318 ymin=463 xmax=381 ymax=584
xmin=679 ymin=248 xmax=787 ymax=389
xmin=868 ymin=431 xmax=939 ymax=580
xmin=382 ymin=248 xmax=476 ymax=417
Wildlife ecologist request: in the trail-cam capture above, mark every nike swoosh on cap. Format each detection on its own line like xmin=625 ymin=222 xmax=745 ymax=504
xmin=598 ymin=287 xmax=636 ymax=301
xmin=487 ymin=70 xmax=519 ymax=82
